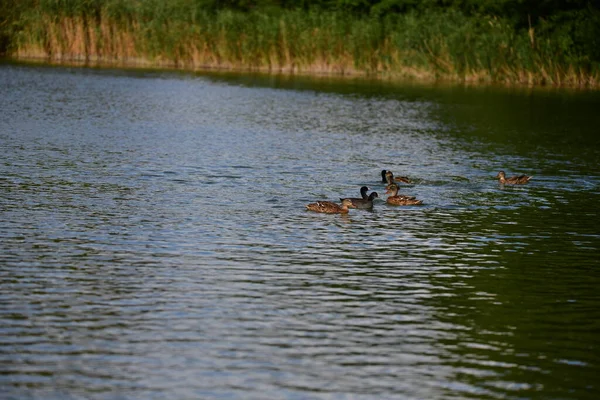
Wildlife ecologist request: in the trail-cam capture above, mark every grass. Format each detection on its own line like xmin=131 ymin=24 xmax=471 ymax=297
xmin=4 ymin=1 xmax=599 ymax=87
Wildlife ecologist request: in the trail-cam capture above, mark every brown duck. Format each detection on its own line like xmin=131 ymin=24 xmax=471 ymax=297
xmin=306 ymin=198 xmax=355 ymax=214
xmin=496 ymin=171 xmax=532 ymax=184
xmin=385 ymin=183 xmax=423 ymax=205
xmin=382 ymin=169 xmax=411 ymax=184
xmin=340 ymin=186 xmax=379 ymax=209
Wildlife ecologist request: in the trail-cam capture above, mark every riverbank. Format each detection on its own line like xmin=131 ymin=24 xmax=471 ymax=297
xmin=3 ymin=3 xmax=599 ymax=88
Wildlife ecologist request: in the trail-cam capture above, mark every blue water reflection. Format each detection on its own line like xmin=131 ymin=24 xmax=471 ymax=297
xmin=1 ymin=63 xmax=599 ymax=399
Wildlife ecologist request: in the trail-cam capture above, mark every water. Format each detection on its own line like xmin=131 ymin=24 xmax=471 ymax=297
xmin=1 ymin=62 xmax=599 ymax=399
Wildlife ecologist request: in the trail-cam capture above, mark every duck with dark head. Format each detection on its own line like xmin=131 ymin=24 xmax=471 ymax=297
xmin=340 ymin=186 xmax=379 ymax=209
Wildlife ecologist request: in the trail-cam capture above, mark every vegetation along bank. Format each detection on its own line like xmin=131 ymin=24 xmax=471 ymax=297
xmin=1 ymin=0 xmax=599 ymax=87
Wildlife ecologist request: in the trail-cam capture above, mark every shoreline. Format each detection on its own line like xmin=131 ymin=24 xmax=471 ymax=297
xmin=5 ymin=55 xmax=596 ymax=91
xmin=4 ymin=6 xmax=598 ymax=90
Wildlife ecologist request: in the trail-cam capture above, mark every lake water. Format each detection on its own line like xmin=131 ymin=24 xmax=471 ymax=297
xmin=1 ymin=62 xmax=599 ymax=399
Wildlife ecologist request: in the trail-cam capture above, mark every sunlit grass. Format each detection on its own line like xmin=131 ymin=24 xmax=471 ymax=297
xmin=5 ymin=1 xmax=599 ymax=87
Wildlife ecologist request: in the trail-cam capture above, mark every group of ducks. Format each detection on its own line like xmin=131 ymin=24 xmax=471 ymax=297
xmin=306 ymin=169 xmax=532 ymax=214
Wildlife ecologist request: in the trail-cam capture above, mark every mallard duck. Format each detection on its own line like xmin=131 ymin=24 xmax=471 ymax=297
xmin=306 ymin=198 xmax=355 ymax=214
xmin=340 ymin=188 xmax=379 ymax=209
xmin=385 ymin=183 xmax=423 ymax=205
xmin=496 ymin=171 xmax=532 ymax=184
xmin=382 ymin=170 xmax=411 ymax=184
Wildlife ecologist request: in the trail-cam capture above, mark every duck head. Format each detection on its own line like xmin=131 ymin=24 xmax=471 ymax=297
xmin=381 ymin=170 xmax=388 ymax=182
xmin=385 ymin=170 xmax=394 ymax=184
xmin=341 ymin=198 xmax=355 ymax=208
xmin=385 ymin=183 xmax=399 ymax=195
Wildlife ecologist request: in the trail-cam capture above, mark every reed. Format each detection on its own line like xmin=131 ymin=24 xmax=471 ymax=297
xmin=4 ymin=0 xmax=599 ymax=87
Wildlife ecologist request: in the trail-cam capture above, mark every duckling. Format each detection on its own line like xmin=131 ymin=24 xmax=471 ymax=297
xmin=496 ymin=171 xmax=532 ymax=184
xmin=385 ymin=183 xmax=423 ymax=205
xmin=383 ymin=170 xmax=411 ymax=184
xmin=340 ymin=188 xmax=379 ymax=209
xmin=306 ymin=198 xmax=355 ymax=214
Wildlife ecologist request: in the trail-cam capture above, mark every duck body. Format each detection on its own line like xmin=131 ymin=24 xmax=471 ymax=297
xmin=387 ymin=196 xmax=423 ymax=206
xmin=383 ymin=170 xmax=411 ymax=184
xmin=496 ymin=171 xmax=532 ymax=184
xmin=385 ymin=183 xmax=423 ymax=205
xmin=340 ymin=190 xmax=379 ymax=209
xmin=306 ymin=198 xmax=354 ymax=214
xmin=340 ymin=186 xmax=369 ymax=201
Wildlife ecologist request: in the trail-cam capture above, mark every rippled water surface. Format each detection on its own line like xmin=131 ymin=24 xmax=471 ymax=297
xmin=1 ymin=62 xmax=600 ymax=399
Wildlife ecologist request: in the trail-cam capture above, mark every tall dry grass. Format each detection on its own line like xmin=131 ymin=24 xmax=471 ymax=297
xmin=7 ymin=2 xmax=600 ymax=87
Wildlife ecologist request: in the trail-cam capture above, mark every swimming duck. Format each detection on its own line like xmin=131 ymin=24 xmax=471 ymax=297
xmin=382 ymin=170 xmax=411 ymax=184
xmin=341 ymin=186 xmax=369 ymax=201
xmin=385 ymin=183 xmax=423 ymax=205
xmin=496 ymin=171 xmax=532 ymax=184
xmin=340 ymin=188 xmax=379 ymax=209
xmin=306 ymin=198 xmax=355 ymax=214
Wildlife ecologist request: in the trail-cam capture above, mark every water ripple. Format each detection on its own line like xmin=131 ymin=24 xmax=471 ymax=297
xmin=1 ymin=63 xmax=599 ymax=399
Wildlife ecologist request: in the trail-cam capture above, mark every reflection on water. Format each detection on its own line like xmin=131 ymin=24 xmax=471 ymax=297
xmin=1 ymin=63 xmax=599 ymax=399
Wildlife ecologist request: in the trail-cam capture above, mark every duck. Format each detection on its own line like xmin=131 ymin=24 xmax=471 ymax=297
xmin=340 ymin=187 xmax=379 ymax=209
xmin=341 ymin=186 xmax=369 ymax=201
xmin=385 ymin=183 xmax=423 ymax=205
xmin=496 ymin=171 xmax=532 ymax=184
xmin=306 ymin=198 xmax=355 ymax=214
xmin=382 ymin=169 xmax=411 ymax=184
